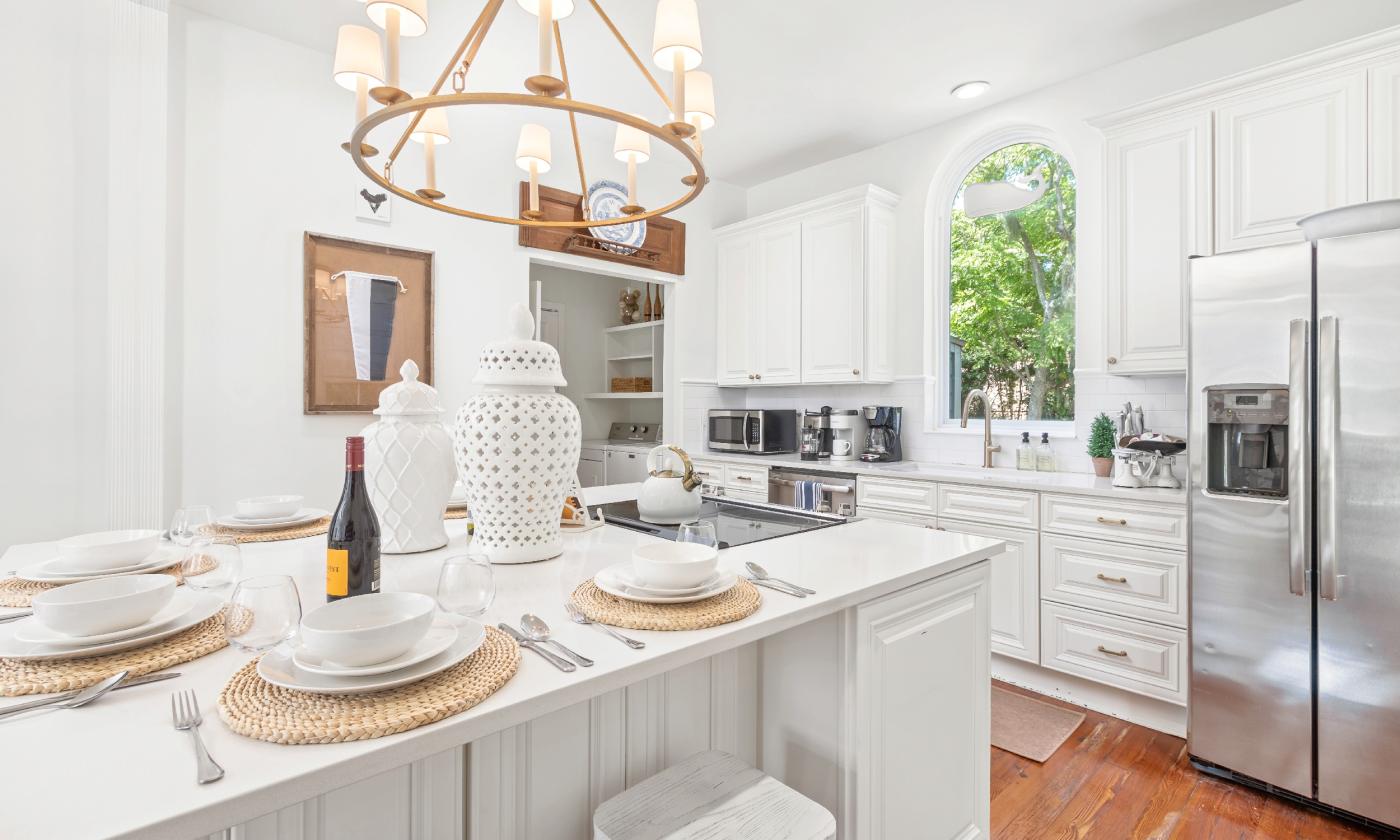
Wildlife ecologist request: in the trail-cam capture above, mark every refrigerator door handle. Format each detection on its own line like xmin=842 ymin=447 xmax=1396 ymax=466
xmin=1318 ymin=315 xmax=1340 ymax=601
xmin=1287 ymin=319 xmax=1310 ymax=597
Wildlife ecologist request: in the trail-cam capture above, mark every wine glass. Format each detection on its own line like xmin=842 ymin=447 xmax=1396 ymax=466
xmin=168 ymin=505 xmax=215 ymax=546
xmin=225 ymin=575 xmax=302 ymax=654
xmin=180 ymin=536 xmax=243 ymax=591
xmin=676 ymin=520 xmax=718 ymax=549
xmin=436 ymin=553 xmax=495 ymax=619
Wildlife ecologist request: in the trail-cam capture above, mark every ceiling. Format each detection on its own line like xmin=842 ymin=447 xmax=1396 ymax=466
xmin=176 ymin=0 xmax=1300 ymax=186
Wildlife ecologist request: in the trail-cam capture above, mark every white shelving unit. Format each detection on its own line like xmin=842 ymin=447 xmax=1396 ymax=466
xmin=589 ymin=319 xmax=664 ymax=400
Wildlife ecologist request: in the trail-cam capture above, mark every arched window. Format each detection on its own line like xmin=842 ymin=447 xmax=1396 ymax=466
xmin=943 ymin=142 xmax=1076 ymax=427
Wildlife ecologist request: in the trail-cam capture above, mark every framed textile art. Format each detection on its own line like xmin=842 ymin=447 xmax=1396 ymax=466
xmin=303 ymin=232 xmax=434 ymax=414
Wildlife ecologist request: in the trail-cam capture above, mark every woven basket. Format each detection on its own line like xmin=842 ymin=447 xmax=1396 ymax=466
xmin=610 ymin=376 xmax=653 ymax=393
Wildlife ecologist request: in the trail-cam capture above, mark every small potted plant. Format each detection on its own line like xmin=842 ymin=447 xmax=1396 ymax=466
xmin=1088 ymin=413 xmax=1116 ymax=477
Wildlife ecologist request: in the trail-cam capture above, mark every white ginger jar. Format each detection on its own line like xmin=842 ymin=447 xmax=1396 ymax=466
xmin=454 ymin=305 xmax=581 ymax=564
xmin=361 ymin=359 xmax=458 ymax=554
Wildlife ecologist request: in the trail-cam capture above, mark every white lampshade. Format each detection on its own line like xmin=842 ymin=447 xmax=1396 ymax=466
xmin=613 ymin=121 xmax=652 ymax=164
xmin=333 ymin=25 xmax=385 ymax=90
xmin=683 ymin=70 xmax=715 ymax=130
xmin=515 ymin=123 xmax=552 ymax=173
xmin=651 ymin=0 xmax=702 ymax=71
xmin=366 ymin=0 xmax=429 ymax=37
xmin=409 ymin=94 xmax=452 ymax=144
xmin=515 ymin=0 xmax=575 ymax=19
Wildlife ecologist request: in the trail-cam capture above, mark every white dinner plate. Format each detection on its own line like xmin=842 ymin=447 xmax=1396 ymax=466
xmin=258 ymin=620 xmax=486 ymax=695
xmin=215 ymin=508 xmax=328 ymax=531
xmin=292 ymin=623 xmax=464 ymax=677
xmin=12 ymin=587 xmax=202 ymax=646
xmin=596 ymin=562 xmax=719 ymax=595
xmin=0 ymin=592 xmax=223 ymax=661
xmin=16 ymin=546 xmax=182 ymax=583
xmin=594 ymin=564 xmax=738 ymax=604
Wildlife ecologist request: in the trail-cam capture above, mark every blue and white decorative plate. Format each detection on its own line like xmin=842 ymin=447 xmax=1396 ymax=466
xmin=587 ymin=179 xmax=647 ymax=255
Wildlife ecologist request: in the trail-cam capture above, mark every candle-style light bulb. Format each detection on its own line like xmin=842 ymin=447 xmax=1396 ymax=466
xmin=333 ymin=24 xmax=385 ymax=158
xmin=410 ymin=93 xmax=451 ymax=200
xmin=365 ymin=0 xmax=428 ymax=105
xmin=613 ymin=118 xmax=651 ymax=214
xmin=651 ymin=0 xmax=702 ymax=138
xmin=516 ymin=0 xmax=574 ymax=96
xmin=515 ymin=123 xmax=553 ymax=219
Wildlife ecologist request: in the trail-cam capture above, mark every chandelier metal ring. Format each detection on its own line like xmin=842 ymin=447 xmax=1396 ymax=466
xmin=349 ymin=92 xmax=707 ymax=228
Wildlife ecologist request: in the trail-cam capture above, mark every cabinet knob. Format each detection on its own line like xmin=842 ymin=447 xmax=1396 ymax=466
xmin=748 ymin=374 xmax=755 ymax=380
xmin=755 ymin=374 xmax=762 ymax=380
xmin=852 ymin=368 xmax=860 ymax=375
xmin=1107 ymin=356 xmax=1118 ymax=365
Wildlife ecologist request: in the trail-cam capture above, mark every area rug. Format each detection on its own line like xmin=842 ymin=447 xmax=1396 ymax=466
xmin=991 ymin=686 xmax=1086 ymax=762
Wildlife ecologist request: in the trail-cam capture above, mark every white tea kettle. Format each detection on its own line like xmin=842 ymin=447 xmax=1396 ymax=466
xmin=636 ymin=445 xmax=703 ymax=524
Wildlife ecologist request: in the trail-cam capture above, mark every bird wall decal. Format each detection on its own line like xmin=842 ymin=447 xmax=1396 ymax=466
xmin=360 ymin=188 xmax=388 ymax=214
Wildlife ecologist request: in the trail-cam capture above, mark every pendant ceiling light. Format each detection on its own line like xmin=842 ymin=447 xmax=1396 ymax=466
xmin=330 ymin=0 xmax=716 ymax=229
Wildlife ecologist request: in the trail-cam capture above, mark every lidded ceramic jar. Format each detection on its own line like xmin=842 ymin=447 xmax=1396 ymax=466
xmin=454 ymin=305 xmax=581 ymax=564
xmin=361 ymin=359 xmax=458 ymax=554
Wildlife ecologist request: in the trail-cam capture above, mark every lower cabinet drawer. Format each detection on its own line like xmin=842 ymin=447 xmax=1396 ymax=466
xmin=725 ymin=487 xmax=768 ymax=504
xmin=1040 ymin=603 xmax=1187 ymax=706
xmin=856 ymin=476 xmax=938 ymax=517
xmin=1040 ymin=494 xmax=1187 ymax=548
xmin=724 ymin=464 xmax=768 ymax=492
xmin=1040 ymin=534 xmax=1187 ymax=628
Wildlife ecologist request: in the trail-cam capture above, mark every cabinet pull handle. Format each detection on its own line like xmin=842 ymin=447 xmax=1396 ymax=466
xmin=748 ymin=374 xmax=755 ymax=380
xmin=1096 ymin=516 xmax=1128 ymax=526
xmin=1096 ymin=645 xmax=1129 ymax=657
xmin=852 ymin=368 xmax=860 ymax=375
xmin=1107 ymin=356 xmax=1118 ymax=365
xmin=735 ymin=475 xmax=752 ymax=482
xmin=1096 ymin=573 xmax=1129 ymax=584
xmin=755 ymin=374 xmax=762 ymax=380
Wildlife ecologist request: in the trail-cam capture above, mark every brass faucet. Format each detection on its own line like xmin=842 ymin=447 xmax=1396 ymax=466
xmin=960 ymin=388 xmax=1001 ymax=468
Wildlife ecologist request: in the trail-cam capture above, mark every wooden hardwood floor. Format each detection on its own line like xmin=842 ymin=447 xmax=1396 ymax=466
xmin=991 ymin=682 xmax=1383 ymax=839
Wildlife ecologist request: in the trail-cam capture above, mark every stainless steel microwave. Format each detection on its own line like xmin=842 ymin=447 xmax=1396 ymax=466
xmin=707 ymin=409 xmax=797 ymax=454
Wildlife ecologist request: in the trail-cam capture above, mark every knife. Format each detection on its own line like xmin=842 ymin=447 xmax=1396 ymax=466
xmin=745 ymin=576 xmax=807 ymax=598
xmin=0 ymin=671 xmax=183 ymax=719
xmin=497 ymin=623 xmax=577 ymax=672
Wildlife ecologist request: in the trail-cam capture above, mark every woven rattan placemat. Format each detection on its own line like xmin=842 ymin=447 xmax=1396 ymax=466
xmin=204 ymin=518 xmax=331 ymax=544
xmin=444 ymin=508 xmax=470 ymax=521
xmin=0 ymin=554 xmax=209 ymax=609
xmin=570 ymin=579 xmax=762 ymax=631
xmin=218 ymin=625 xmax=519 ymax=745
xmin=0 ymin=609 xmax=229 ymax=696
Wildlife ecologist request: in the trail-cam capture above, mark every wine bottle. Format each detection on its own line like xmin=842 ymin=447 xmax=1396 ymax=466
xmin=327 ymin=436 xmax=381 ymax=601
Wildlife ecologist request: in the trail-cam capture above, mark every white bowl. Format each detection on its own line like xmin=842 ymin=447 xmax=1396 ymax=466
xmin=236 ymin=495 xmax=304 ymax=519
xmin=299 ymin=592 xmax=437 ymax=667
xmin=31 ymin=574 xmax=176 ymax=637
xmin=631 ymin=542 xmax=720 ymax=590
xmin=56 ymin=529 xmax=163 ymax=571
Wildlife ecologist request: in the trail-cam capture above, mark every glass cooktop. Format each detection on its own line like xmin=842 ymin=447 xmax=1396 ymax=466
xmin=597 ymin=497 xmax=850 ymax=549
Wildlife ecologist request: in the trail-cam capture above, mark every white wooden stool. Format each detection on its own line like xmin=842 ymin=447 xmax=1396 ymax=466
xmin=593 ymin=750 xmax=836 ymax=840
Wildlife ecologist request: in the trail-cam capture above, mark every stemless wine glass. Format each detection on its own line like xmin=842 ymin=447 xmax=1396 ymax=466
xmin=676 ymin=520 xmax=719 ymax=549
xmin=225 ymin=575 xmax=302 ymax=654
xmin=180 ymin=536 xmax=243 ymax=591
xmin=436 ymin=553 xmax=495 ymax=618
xmin=168 ymin=505 xmax=215 ymax=546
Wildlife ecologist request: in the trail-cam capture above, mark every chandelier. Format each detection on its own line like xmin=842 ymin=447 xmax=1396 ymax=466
xmin=331 ymin=0 xmax=716 ymax=228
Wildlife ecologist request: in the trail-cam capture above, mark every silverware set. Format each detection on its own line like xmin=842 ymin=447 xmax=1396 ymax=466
xmin=0 ymin=670 xmax=181 ymax=720
xmin=743 ymin=561 xmax=815 ymax=598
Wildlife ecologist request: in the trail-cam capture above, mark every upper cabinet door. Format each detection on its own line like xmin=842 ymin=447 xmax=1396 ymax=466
xmin=1105 ymin=111 xmax=1212 ymax=375
xmin=801 ymin=204 xmax=866 ymax=384
xmin=1215 ymin=70 xmax=1367 ymax=252
xmin=715 ymin=232 xmax=756 ymax=386
xmin=753 ymin=222 xmax=803 ymax=385
xmin=1371 ymin=58 xmax=1400 ymax=201
xmin=862 ymin=203 xmax=896 ymax=383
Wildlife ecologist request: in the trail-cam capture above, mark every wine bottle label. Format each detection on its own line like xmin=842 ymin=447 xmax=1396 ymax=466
xmin=326 ymin=548 xmax=349 ymax=597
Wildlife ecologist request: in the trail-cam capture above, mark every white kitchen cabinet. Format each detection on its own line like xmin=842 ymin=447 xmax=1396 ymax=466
xmin=1104 ymin=111 xmax=1211 ymax=374
xmin=936 ymin=518 xmax=1039 ymax=664
xmin=714 ymin=186 xmax=897 ymax=387
xmin=1040 ymin=601 xmax=1188 ymax=706
xmin=850 ymin=562 xmax=990 ymax=839
xmin=577 ymin=455 xmax=603 ymax=488
xmin=1372 ymin=58 xmax=1400 ymax=200
xmin=1214 ymin=69 xmax=1367 ymax=252
xmin=603 ymin=448 xmax=647 ymax=484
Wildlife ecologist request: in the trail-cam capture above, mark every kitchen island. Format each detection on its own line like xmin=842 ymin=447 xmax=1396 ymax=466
xmin=0 ymin=518 xmax=1002 ymax=840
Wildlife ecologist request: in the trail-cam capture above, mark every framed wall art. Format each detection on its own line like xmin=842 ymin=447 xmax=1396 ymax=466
xmin=303 ymin=232 xmax=434 ymax=414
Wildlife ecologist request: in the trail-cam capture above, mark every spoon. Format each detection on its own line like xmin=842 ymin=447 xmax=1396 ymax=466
xmin=745 ymin=562 xmax=816 ymax=595
xmin=566 ymin=601 xmax=645 ymax=649
xmin=0 ymin=670 xmax=130 ymax=720
xmin=520 ymin=614 xmax=594 ymax=667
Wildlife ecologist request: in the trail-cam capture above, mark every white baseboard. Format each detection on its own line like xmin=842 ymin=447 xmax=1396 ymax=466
xmin=991 ymin=654 xmax=1188 ymax=738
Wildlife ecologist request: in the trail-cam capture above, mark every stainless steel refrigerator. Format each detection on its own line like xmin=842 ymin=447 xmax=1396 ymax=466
xmin=1188 ymin=223 xmax=1400 ymax=830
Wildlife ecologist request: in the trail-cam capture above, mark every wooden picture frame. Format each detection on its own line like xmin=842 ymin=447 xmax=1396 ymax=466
xmin=303 ymin=232 xmax=434 ymax=414
xmin=516 ymin=182 xmax=687 ymax=275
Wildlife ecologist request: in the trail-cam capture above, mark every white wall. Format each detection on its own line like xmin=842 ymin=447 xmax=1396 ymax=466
xmin=706 ymin=0 xmax=1400 ymax=473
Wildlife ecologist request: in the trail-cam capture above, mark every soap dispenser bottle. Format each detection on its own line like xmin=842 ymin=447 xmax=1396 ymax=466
xmin=1036 ymin=432 xmax=1055 ymax=472
xmin=1016 ymin=432 xmax=1035 ymax=470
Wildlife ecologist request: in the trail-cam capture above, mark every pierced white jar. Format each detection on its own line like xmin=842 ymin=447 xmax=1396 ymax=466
xmin=362 ymin=359 xmax=458 ymax=554
xmin=454 ymin=306 xmax=581 ymax=564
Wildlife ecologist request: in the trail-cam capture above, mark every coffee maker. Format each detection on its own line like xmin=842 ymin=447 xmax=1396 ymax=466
xmin=860 ymin=406 xmax=903 ymax=462
xmin=800 ymin=407 xmax=833 ymax=461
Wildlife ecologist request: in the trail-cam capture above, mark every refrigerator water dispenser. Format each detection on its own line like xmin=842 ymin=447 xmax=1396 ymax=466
xmin=1205 ymin=387 xmax=1289 ymax=498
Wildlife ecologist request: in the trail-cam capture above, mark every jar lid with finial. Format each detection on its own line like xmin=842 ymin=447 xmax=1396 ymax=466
xmin=374 ymin=359 xmax=443 ymax=416
xmin=471 ymin=304 xmax=567 ymax=388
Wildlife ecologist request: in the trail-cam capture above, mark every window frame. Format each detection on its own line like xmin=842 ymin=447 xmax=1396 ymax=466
xmin=921 ymin=125 xmax=1080 ymax=437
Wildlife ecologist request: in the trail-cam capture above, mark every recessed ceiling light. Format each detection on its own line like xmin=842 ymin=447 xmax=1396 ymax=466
xmin=951 ymin=80 xmax=990 ymax=100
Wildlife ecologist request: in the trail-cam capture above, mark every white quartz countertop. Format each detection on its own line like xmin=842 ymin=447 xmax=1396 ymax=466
xmin=682 ymin=449 xmax=1188 ymax=504
xmin=0 ymin=519 xmax=1001 ymax=840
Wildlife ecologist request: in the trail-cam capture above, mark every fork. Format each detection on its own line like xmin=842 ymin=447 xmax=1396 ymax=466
xmin=171 ymin=690 xmax=225 ymax=784
xmin=566 ymin=601 xmax=645 ymax=649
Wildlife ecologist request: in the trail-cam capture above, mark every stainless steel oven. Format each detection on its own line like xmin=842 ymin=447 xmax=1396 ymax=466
xmin=706 ymin=409 xmax=797 ymax=454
